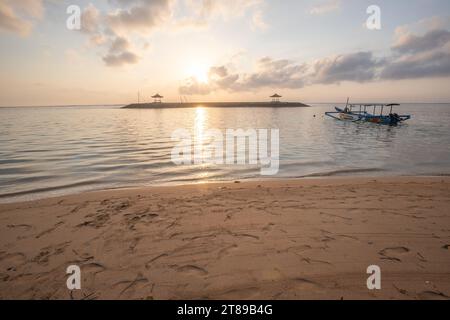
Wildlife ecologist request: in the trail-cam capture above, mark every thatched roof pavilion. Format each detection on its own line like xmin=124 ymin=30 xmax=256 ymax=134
xmin=270 ymin=93 xmax=282 ymax=103
xmin=151 ymin=93 xmax=163 ymax=103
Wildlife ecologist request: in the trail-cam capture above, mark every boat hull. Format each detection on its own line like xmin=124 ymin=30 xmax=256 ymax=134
xmin=326 ymin=107 xmax=411 ymax=125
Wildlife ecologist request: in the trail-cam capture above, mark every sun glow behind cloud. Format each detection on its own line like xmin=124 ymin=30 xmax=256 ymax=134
xmin=187 ymin=64 xmax=210 ymax=83
xmin=1 ymin=1 xmax=450 ymax=105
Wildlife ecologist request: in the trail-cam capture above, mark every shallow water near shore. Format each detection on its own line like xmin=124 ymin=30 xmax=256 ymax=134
xmin=1 ymin=103 xmax=449 ymax=202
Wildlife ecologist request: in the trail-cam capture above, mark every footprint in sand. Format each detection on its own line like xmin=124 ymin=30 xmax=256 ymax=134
xmin=176 ymin=265 xmax=208 ymax=276
xmin=72 ymin=250 xmax=94 ymax=262
xmin=218 ymin=244 xmax=238 ymax=259
xmin=112 ymin=273 xmax=149 ymax=298
xmin=7 ymin=224 xmax=32 ymax=232
xmin=292 ymin=278 xmax=323 ymax=291
xmin=83 ymin=262 xmax=107 ymax=275
xmin=32 ymin=250 xmax=51 ymax=265
xmin=418 ymin=290 xmax=450 ymax=300
xmin=0 ymin=252 xmax=26 ymax=270
xmin=336 ymin=234 xmax=359 ymax=241
xmin=300 ymin=256 xmax=332 ymax=266
xmin=35 ymin=221 xmax=64 ymax=239
xmin=416 ymin=252 xmax=427 ymax=262
xmin=77 ymin=213 xmax=110 ymax=229
xmin=378 ymin=247 xmax=410 ymax=262
xmin=128 ymin=237 xmax=142 ymax=252
xmin=110 ymin=200 xmax=132 ymax=211
xmin=71 ymin=202 xmax=89 ymax=213
xmin=218 ymin=287 xmax=260 ymax=300
xmin=262 ymin=223 xmax=275 ymax=232
xmin=125 ymin=211 xmax=159 ymax=228
xmin=286 ymin=244 xmax=312 ymax=254
xmin=32 ymin=242 xmax=70 ymax=265
xmin=145 ymin=253 xmax=168 ymax=268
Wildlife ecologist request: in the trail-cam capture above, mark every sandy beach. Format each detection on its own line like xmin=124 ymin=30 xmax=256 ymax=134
xmin=0 ymin=177 xmax=449 ymax=300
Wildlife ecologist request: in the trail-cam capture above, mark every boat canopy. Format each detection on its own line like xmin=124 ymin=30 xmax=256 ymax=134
xmin=350 ymin=103 xmax=400 ymax=107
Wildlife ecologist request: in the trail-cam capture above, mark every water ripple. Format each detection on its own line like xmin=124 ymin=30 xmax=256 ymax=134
xmin=0 ymin=104 xmax=449 ymax=202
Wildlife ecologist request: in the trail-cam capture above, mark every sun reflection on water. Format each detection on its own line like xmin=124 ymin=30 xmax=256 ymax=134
xmin=195 ymin=106 xmax=206 ymax=140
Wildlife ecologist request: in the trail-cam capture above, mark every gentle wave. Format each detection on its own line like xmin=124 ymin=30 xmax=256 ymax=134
xmin=296 ymin=168 xmax=386 ymax=178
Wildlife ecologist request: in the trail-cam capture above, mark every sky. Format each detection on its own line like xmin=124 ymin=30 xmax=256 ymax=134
xmin=0 ymin=0 xmax=450 ymax=106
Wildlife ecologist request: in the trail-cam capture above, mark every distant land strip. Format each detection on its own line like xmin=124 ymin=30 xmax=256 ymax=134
xmin=122 ymin=102 xmax=310 ymax=109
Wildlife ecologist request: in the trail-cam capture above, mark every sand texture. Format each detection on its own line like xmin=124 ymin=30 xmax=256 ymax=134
xmin=0 ymin=177 xmax=449 ymax=300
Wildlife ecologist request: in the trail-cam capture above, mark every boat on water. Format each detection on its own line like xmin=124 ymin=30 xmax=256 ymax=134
xmin=325 ymin=100 xmax=411 ymax=125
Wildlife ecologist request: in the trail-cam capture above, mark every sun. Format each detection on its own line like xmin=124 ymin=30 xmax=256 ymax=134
xmin=187 ymin=64 xmax=209 ymax=83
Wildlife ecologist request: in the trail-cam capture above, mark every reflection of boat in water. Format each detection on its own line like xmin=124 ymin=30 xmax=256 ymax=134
xmin=325 ymin=99 xmax=411 ymax=125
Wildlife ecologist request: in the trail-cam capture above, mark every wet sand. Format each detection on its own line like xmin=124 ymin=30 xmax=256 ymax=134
xmin=0 ymin=177 xmax=449 ymax=300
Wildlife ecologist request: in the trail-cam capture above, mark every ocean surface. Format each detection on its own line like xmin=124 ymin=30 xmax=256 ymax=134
xmin=1 ymin=103 xmax=450 ymax=202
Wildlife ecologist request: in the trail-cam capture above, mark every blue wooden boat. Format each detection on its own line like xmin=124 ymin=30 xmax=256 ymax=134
xmin=325 ymin=100 xmax=411 ymax=125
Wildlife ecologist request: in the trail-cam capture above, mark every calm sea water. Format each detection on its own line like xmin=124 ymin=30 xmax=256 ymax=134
xmin=1 ymin=103 xmax=450 ymax=202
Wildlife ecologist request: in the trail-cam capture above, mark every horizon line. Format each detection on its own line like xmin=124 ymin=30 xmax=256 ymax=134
xmin=2 ymin=101 xmax=450 ymax=108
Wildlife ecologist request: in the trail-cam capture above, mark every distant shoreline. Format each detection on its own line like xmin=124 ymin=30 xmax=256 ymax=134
xmin=2 ymin=102 xmax=450 ymax=108
xmin=122 ymin=102 xmax=310 ymax=109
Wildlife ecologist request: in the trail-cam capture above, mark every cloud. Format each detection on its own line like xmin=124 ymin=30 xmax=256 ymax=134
xmin=179 ymin=52 xmax=385 ymax=95
xmin=109 ymin=36 xmax=130 ymax=53
xmin=209 ymin=66 xmax=240 ymax=89
xmin=418 ymin=15 xmax=450 ymax=31
xmin=103 ymin=51 xmax=140 ymax=67
xmin=74 ymin=0 xmax=269 ymax=66
xmin=192 ymin=0 xmax=263 ymax=19
xmin=309 ymin=0 xmax=340 ymax=16
xmin=178 ymin=16 xmax=450 ymax=96
xmin=179 ymin=57 xmax=308 ymax=95
xmin=89 ymin=33 xmax=108 ymax=46
xmin=243 ymin=57 xmax=307 ymax=89
xmin=251 ymin=10 xmax=268 ymax=31
xmin=381 ymin=28 xmax=450 ymax=80
xmin=80 ymin=4 xmax=108 ymax=46
xmin=76 ymin=3 xmax=141 ymax=67
xmin=179 ymin=65 xmax=239 ymax=95
xmin=81 ymin=3 xmax=101 ymax=34
xmin=209 ymin=66 xmax=228 ymax=78
xmin=12 ymin=0 xmax=43 ymax=18
xmin=381 ymin=49 xmax=450 ymax=80
xmin=182 ymin=0 xmax=268 ymax=30
xmin=102 ymin=36 xmax=140 ymax=67
xmin=106 ymin=0 xmax=174 ymax=33
xmin=0 ymin=0 xmax=43 ymax=36
xmin=394 ymin=15 xmax=450 ymax=36
xmin=179 ymin=77 xmax=215 ymax=95
xmin=312 ymin=52 xmax=382 ymax=84
xmin=0 ymin=4 xmax=32 ymax=36
xmin=392 ymin=29 xmax=450 ymax=54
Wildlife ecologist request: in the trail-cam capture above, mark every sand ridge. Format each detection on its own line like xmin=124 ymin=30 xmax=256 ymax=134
xmin=0 ymin=177 xmax=449 ymax=300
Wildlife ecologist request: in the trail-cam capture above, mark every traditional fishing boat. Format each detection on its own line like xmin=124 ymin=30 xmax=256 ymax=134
xmin=325 ymin=99 xmax=411 ymax=125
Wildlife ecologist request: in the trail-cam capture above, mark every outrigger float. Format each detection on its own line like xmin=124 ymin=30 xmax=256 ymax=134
xmin=325 ymin=99 xmax=411 ymax=125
